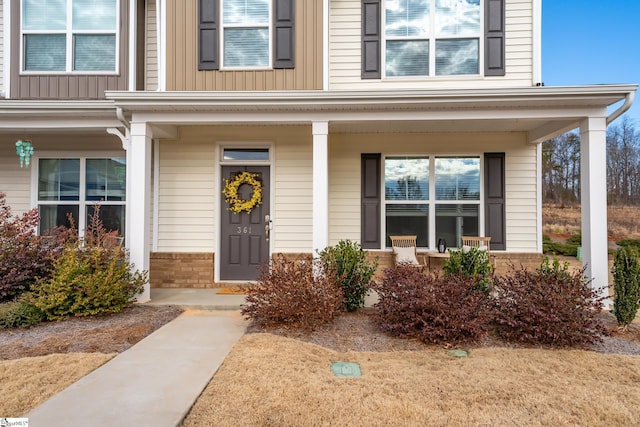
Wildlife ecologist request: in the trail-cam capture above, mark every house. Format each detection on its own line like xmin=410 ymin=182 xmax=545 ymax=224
xmin=0 ymin=0 xmax=636 ymax=302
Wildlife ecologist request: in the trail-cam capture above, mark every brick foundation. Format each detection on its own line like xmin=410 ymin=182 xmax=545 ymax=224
xmin=150 ymin=252 xmax=215 ymax=288
xmin=149 ymin=250 xmax=546 ymax=288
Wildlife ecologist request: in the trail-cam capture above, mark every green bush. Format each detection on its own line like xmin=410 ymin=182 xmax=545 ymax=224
xmin=241 ymin=254 xmax=344 ymax=329
xmin=543 ymin=241 xmax=578 ymax=256
xmin=566 ymin=232 xmax=582 ymax=246
xmin=27 ymin=207 xmax=146 ymax=320
xmin=0 ymin=300 xmax=45 ymax=329
xmin=493 ymin=257 xmax=606 ymax=346
xmin=318 ymin=240 xmax=378 ymax=311
xmin=612 ymin=246 xmax=640 ymax=329
xmin=617 ymin=239 xmax=640 ymax=250
xmin=443 ymin=247 xmax=493 ymax=291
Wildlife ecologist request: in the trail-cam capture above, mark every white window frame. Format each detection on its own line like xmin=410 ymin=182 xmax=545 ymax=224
xmin=220 ymin=0 xmax=272 ymax=70
xmin=382 ymin=154 xmax=484 ymax=250
xmin=20 ymin=0 xmax=120 ymax=74
xmin=31 ymin=152 xmax=127 ymax=238
xmin=382 ymin=0 xmax=483 ymax=79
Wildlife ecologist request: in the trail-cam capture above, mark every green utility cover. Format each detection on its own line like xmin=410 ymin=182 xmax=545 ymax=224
xmin=331 ymin=362 xmax=362 ymax=377
xmin=447 ymin=349 xmax=469 ymax=358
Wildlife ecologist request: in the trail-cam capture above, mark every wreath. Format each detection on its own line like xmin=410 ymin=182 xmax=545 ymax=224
xmin=223 ymin=171 xmax=263 ymax=214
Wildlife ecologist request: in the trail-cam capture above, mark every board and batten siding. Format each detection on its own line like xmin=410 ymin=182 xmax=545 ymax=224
xmin=165 ymin=0 xmax=322 ymax=91
xmin=155 ymin=125 xmax=313 ymax=253
xmin=328 ymin=132 xmax=538 ymax=252
xmin=145 ymin=0 xmax=158 ymax=91
xmin=329 ymin=0 xmax=534 ymax=90
xmin=9 ymin=0 xmax=129 ymax=99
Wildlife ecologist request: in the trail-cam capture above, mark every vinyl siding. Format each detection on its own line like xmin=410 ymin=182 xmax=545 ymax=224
xmin=0 ymin=138 xmax=31 ymax=214
xmin=0 ymin=134 xmax=124 ymax=216
xmin=155 ymin=125 xmax=313 ymax=253
xmin=145 ymin=0 xmax=158 ymax=91
xmin=328 ymin=132 xmax=538 ymax=252
xmin=329 ymin=0 xmax=534 ymax=90
xmin=165 ymin=0 xmax=322 ymax=91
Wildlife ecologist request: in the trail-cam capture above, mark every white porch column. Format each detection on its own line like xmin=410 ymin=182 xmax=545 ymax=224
xmin=580 ymin=115 xmax=609 ymax=303
xmin=128 ymin=122 xmax=153 ymax=302
xmin=312 ymin=121 xmax=329 ymax=253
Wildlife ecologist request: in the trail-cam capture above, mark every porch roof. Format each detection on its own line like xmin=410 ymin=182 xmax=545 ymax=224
xmin=105 ymin=84 xmax=637 ymax=143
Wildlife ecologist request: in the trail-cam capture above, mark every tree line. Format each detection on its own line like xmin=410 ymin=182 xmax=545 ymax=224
xmin=542 ymin=116 xmax=640 ymax=205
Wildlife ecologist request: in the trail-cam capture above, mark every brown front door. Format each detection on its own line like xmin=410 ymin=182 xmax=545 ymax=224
xmin=220 ymin=166 xmax=270 ymax=281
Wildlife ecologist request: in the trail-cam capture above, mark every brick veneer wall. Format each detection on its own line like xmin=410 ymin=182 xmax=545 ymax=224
xmin=150 ymin=252 xmax=214 ymax=288
xmin=149 ymin=250 xmax=546 ymax=288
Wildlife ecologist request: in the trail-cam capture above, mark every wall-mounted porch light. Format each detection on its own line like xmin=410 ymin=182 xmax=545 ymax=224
xmin=15 ymin=140 xmax=34 ymax=168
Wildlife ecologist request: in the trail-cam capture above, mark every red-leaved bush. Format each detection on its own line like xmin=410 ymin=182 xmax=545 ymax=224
xmin=0 ymin=193 xmax=68 ymax=302
xmin=241 ymin=254 xmax=344 ymax=330
xmin=492 ymin=258 xmax=606 ymax=346
xmin=372 ymin=265 xmax=493 ymax=344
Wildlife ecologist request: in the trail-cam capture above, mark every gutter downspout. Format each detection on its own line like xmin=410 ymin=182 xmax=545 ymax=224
xmin=607 ymin=91 xmax=635 ymax=125
xmin=107 ymin=107 xmax=132 ymax=246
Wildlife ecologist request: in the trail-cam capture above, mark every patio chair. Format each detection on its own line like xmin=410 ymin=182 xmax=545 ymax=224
xmin=389 ymin=235 xmax=427 ymax=270
xmin=461 ymin=236 xmax=494 ymax=265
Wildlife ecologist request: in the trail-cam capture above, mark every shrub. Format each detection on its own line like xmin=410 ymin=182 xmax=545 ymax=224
xmin=566 ymin=232 xmax=582 ymax=246
xmin=0 ymin=193 xmax=69 ymax=302
xmin=318 ymin=240 xmax=378 ymax=311
xmin=0 ymin=300 xmax=45 ymax=329
xmin=543 ymin=241 xmax=578 ymax=256
xmin=612 ymin=246 xmax=640 ymax=329
xmin=443 ymin=247 xmax=493 ymax=291
xmin=241 ymin=254 xmax=344 ymax=329
xmin=493 ymin=257 xmax=606 ymax=346
xmin=617 ymin=239 xmax=640 ymax=250
xmin=27 ymin=206 xmax=146 ymax=320
xmin=372 ymin=266 xmax=493 ymax=344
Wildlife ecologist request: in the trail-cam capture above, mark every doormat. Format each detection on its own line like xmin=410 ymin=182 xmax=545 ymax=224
xmin=216 ymin=288 xmax=250 ymax=295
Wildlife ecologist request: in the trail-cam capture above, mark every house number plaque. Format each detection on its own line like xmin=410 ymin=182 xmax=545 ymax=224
xmin=236 ymin=226 xmax=252 ymax=234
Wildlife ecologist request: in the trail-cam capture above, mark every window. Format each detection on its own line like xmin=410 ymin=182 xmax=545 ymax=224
xmin=198 ymin=0 xmax=294 ymax=71
xmin=22 ymin=0 xmax=118 ymax=72
xmin=384 ymin=155 xmax=480 ymax=248
xmin=37 ymin=157 xmax=126 ymax=237
xmin=384 ymin=0 xmax=480 ymax=77
xmin=222 ymin=0 xmax=270 ymax=68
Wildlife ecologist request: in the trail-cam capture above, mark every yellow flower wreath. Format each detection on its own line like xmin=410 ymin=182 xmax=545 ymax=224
xmin=222 ymin=171 xmax=263 ymax=214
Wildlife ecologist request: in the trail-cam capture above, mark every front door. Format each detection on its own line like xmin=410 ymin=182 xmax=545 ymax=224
xmin=220 ymin=166 xmax=270 ymax=281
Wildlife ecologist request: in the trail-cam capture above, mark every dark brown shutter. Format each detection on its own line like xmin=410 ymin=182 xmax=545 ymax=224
xmin=274 ymin=0 xmax=295 ymax=68
xmin=485 ymin=153 xmax=506 ymax=250
xmin=485 ymin=0 xmax=505 ymax=76
xmin=198 ymin=0 xmax=219 ymax=70
xmin=361 ymin=153 xmax=381 ymax=249
xmin=361 ymin=0 xmax=381 ymax=79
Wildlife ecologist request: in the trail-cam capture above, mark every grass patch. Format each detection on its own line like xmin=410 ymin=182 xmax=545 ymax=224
xmin=0 ymin=353 xmax=114 ymax=416
xmin=182 ymin=334 xmax=640 ymax=426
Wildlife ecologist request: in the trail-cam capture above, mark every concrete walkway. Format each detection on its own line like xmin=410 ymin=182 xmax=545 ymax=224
xmin=27 ymin=309 xmax=247 ymax=427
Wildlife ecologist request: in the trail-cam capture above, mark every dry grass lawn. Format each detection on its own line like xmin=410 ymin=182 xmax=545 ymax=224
xmin=183 ymin=334 xmax=640 ymax=427
xmin=0 ymin=353 xmax=114 ymax=417
xmin=544 ymin=204 xmax=640 ymax=239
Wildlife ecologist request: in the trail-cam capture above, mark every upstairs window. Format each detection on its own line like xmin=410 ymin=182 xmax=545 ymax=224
xmin=21 ymin=0 xmax=118 ymax=72
xmin=384 ymin=0 xmax=480 ymax=77
xmin=222 ymin=0 xmax=270 ymax=68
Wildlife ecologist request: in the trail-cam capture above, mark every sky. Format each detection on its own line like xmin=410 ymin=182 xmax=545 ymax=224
xmin=542 ymin=0 xmax=640 ymax=125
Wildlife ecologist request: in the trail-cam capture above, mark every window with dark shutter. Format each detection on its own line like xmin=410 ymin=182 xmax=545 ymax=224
xmin=361 ymin=0 xmax=381 ymax=79
xmin=485 ymin=0 xmax=505 ymax=76
xmin=361 ymin=153 xmax=381 ymax=249
xmin=197 ymin=0 xmax=294 ymax=70
xmin=484 ymin=152 xmax=506 ymax=250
